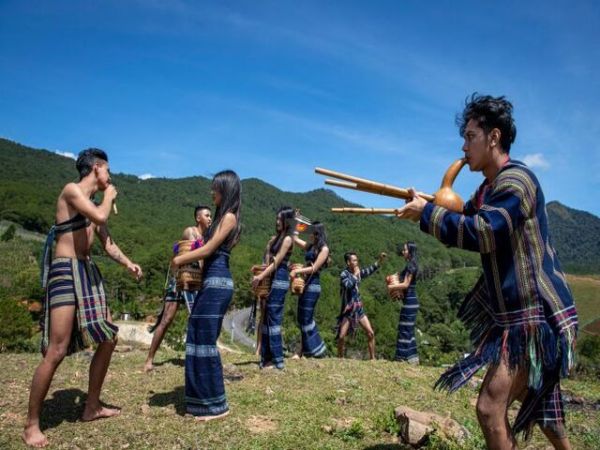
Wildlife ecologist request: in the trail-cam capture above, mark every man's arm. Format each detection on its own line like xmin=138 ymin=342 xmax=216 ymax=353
xmin=360 ymin=262 xmax=379 ymax=279
xmin=420 ymin=172 xmax=532 ymax=253
xmin=181 ymin=226 xmax=198 ymax=240
xmin=96 ymin=224 xmax=143 ymax=280
xmin=399 ymin=168 xmax=534 ymax=254
xmin=63 ymin=183 xmax=116 ymax=225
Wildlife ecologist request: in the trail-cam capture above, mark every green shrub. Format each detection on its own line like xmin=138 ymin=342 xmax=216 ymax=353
xmin=0 ymin=298 xmax=37 ymax=352
xmin=163 ymin=307 xmax=187 ymax=351
xmin=1 ymin=224 xmax=16 ymax=241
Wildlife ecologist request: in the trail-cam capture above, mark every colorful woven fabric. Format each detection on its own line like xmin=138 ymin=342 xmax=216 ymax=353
xmin=337 ymin=262 xmax=379 ymax=336
xmin=260 ymin=263 xmax=289 ymax=369
xmin=185 ymin=249 xmax=233 ymax=417
xmin=41 ymin=257 xmax=118 ymax=355
xmin=40 ymin=214 xmax=90 ymax=289
xmin=394 ymin=263 xmax=419 ymax=363
xmin=420 ymin=160 xmax=578 ymax=436
xmin=297 ymin=247 xmax=326 ymax=357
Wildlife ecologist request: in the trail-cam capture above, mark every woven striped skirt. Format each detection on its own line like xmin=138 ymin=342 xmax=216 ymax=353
xmin=297 ymin=275 xmax=326 ymax=357
xmin=260 ymin=264 xmax=289 ymax=369
xmin=185 ymin=251 xmax=233 ymax=417
xmin=395 ymin=288 xmax=419 ymax=363
xmin=42 ymin=257 xmax=118 ymax=355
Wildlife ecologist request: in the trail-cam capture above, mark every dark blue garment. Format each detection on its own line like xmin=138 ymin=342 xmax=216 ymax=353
xmin=337 ymin=263 xmax=379 ymax=336
xmin=297 ymin=246 xmax=326 ymax=357
xmin=395 ymin=264 xmax=419 ymax=363
xmin=260 ymin=263 xmax=289 ymax=369
xmin=185 ymin=249 xmax=233 ymax=417
xmin=420 ymin=160 xmax=578 ymax=436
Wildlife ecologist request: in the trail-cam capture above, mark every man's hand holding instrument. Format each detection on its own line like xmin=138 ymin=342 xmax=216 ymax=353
xmin=315 ymin=158 xmax=467 ymax=219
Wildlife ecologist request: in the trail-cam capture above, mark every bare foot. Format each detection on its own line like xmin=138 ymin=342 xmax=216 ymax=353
xmin=290 ymin=354 xmax=301 ymax=360
xmin=81 ymin=405 xmax=121 ymax=422
xmin=22 ymin=425 xmax=48 ymax=448
xmin=143 ymin=360 xmax=154 ymax=373
xmin=194 ymin=410 xmax=230 ymax=422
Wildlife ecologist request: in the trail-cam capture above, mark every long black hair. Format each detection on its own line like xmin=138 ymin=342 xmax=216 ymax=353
xmin=205 ymin=170 xmax=241 ymax=250
xmin=270 ymin=206 xmax=294 ymax=253
xmin=404 ymin=241 xmax=418 ymax=275
xmin=307 ymin=221 xmax=327 ymax=254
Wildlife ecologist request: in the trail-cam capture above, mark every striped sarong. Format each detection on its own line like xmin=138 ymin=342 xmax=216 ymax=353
xmin=185 ymin=249 xmax=233 ymax=417
xmin=394 ymin=285 xmax=419 ymax=363
xmin=297 ymin=275 xmax=326 ymax=357
xmin=41 ymin=257 xmax=118 ymax=355
xmin=260 ymin=263 xmax=289 ymax=369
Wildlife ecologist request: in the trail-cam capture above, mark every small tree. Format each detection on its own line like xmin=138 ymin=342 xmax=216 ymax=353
xmin=1 ymin=224 xmax=16 ymax=242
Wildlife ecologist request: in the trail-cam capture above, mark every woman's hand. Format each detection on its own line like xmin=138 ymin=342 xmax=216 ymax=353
xmin=252 ymin=275 xmax=262 ymax=289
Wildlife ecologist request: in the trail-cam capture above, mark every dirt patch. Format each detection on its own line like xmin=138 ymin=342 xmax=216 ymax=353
xmin=584 ymin=318 xmax=600 ymax=335
xmin=563 ymin=391 xmax=600 ymax=412
xmin=245 ymin=415 xmax=278 ymax=433
xmin=567 ymin=274 xmax=600 ymax=284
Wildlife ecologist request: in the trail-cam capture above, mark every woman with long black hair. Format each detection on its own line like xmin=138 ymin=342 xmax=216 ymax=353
xmin=252 ymin=206 xmax=295 ymax=369
xmin=290 ymin=221 xmax=329 ymax=358
xmin=172 ymin=170 xmax=241 ymax=421
xmin=389 ymin=241 xmax=420 ymax=364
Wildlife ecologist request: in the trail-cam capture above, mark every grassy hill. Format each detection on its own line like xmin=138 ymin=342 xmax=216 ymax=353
xmin=1 ymin=348 xmax=599 ymax=449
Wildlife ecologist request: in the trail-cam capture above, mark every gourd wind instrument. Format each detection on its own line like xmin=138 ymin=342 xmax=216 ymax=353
xmin=315 ymin=158 xmax=467 ymax=214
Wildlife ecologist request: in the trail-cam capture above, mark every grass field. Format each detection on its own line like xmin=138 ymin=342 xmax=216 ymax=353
xmin=1 ymin=347 xmax=599 ymax=449
xmin=567 ymin=275 xmax=600 ymax=334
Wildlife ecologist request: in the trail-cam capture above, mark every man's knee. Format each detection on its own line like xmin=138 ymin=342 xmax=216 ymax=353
xmin=98 ymin=336 xmax=118 ymax=350
xmin=44 ymin=344 xmax=69 ymax=365
xmin=366 ymin=330 xmax=375 ymax=340
xmin=476 ymin=394 xmax=499 ymax=424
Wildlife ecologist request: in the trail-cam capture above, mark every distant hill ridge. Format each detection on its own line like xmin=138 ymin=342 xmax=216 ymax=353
xmin=1 ymin=137 xmax=598 ymax=274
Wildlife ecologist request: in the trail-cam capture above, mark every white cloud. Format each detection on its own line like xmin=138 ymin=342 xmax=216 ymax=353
xmin=55 ymin=151 xmax=76 ymax=160
xmin=138 ymin=173 xmax=155 ymax=180
xmin=522 ymin=153 xmax=550 ymax=170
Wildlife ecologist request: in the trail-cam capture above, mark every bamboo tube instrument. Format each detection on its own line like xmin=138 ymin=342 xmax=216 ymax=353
xmin=315 ymin=158 xmax=467 ymax=214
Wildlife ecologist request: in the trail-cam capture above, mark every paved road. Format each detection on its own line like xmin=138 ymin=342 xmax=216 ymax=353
xmin=222 ymin=307 xmax=256 ymax=349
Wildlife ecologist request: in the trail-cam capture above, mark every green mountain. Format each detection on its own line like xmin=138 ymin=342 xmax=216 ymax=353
xmin=1 ymin=137 xmax=598 ymax=360
xmin=547 ymin=201 xmax=600 ymax=273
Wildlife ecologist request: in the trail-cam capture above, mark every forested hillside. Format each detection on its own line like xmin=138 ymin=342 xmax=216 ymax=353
xmin=1 ymin=138 xmax=598 ymax=361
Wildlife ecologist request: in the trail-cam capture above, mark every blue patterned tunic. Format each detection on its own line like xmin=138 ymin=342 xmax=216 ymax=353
xmin=420 ymin=160 xmax=578 ymax=436
xmin=395 ymin=262 xmax=419 ymax=363
xmin=185 ymin=246 xmax=234 ymax=417
xmin=297 ymin=246 xmax=327 ymax=357
xmin=337 ymin=262 xmax=379 ymax=336
xmin=260 ymin=237 xmax=292 ymax=369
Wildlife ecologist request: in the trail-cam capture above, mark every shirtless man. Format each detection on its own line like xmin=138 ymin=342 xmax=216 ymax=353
xmin=23 ymin=148 xmax=142 ymax=448
xmin=144 ymin=205 xmax=211 ymax=372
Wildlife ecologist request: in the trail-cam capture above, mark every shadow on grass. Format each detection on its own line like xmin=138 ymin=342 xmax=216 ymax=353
xmin=149 ymin=386 xmax=186 ymax=416
xmin=153 ymin=357 xmax=185 ymax=367
xmin=363 ymin=445 xmax=409 ymax=450
xmin=232 ymin=359 xmax=259 ymax=367
xmin=40 ymin=388 xmax=86 ymax=430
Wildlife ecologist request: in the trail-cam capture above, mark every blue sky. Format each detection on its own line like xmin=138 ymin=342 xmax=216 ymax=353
xmin=1 ymin=1 xmax=599 ymax=216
